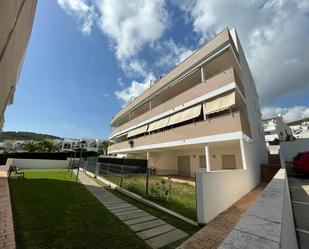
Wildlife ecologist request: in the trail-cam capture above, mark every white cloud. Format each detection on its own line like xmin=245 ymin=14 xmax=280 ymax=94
xmin=57 ymin=0 xmax=96 ymax=35
xmin=96 ymin=0 xmax=168 ymax=61
xmin=262 ymin=106 xmax=309 ymax=123
xmin=61 ymin=123 xmax=77 ymax=129
xmin=154 ymin=39 xmax=194 ymax=68
xmin=174 ymin=0 xmax=309 ymax=105
xmin=115 ymin=74 xmax=155 ymax=106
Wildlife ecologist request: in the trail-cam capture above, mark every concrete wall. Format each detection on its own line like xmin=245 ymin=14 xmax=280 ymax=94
xmin=196 ymin=169 xmax=251 ymax=224
xmin=219 ymin=169 xmax=298 ymax=249
xmin=280 ymin=138 xmax=309 ymax=161
xmin=10 ymin=158 xmax=69 ymax=169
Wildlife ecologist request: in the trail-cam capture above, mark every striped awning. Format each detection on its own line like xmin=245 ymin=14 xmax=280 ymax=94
xmin=204 ymin=91 xmax=235 ymax=115
xmin=168 ymin=105 xmax=201 ymax=126
xmin=127 ymin=125 xmax=148 ymax=138
xmin=148 ymin=117 xmax=169 ymax=132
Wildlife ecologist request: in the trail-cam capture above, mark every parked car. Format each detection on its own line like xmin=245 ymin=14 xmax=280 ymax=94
xmin=293 ymin=151 xmax=309 ymax=174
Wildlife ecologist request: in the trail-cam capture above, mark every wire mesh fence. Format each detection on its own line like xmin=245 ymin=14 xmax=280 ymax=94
xmin=96 ymin=162 xmax=197 ymax=220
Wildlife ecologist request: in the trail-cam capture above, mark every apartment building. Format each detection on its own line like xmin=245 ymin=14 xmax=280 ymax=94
xmin=263 ymin=116 xmax=293 ymax=144
xmin=0 ymin=0 xmax=37 ymax=131
xmin=108 ymin=28 xmax=267 ymax=180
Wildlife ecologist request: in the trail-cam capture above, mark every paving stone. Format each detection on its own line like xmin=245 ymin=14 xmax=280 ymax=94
xmin=145 ymin=229 xmax=188 ymax=249
xmin=130 ymin=219 xmax=166 ymax=232
xmin=113 ymin=208 xmax=144 ymax=216
xmin=118 ymin=211 xmax=149 ymax=221
xmin=106 ymin=204 xmax=133 ymax=210
xmin=290 ymin=188 xmax=309 ymax=203
xmin=124 ymin=215 xmax=157 ymax=225
xmin=292 ymin=202 xmax=309 ymax=231
xmin=112 ymin=207 xmax=139 ymax=214
xmin=137 ymin=224 xmax=175 ymax=240
xmin=297 ymin=230 xmax=309 ymax=249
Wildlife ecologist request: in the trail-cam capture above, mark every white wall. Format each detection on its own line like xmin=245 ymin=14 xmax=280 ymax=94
xmin=196 ymin=169 xmax=251 ymax=224
xmin=10 ymin=158 xmax=69 ymax=169
xmin=280 ymin=138 xmax=309 ymax=161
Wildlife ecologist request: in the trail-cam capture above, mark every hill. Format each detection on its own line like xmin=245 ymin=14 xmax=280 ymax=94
xmin=0 ymin=131 xmax=62 ymax=141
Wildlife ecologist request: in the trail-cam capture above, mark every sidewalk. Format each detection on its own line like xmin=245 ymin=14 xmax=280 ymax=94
xmin=177 ymin=184 xmax=266 ymax=249
xmin=77 ymin=171 xmax=188 ymax=249
xmin=0 ymin=165 xmax=16 ymax=249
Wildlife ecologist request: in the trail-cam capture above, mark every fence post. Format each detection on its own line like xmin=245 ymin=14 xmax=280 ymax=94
xmin=120 ymin=165 xmax=124 ymax=187
xmin=145 ymin=168 xmax=149 ymax=196
xmin=107 ymin=163 xmax=110 ymax=174
xmin=94 ymin=162 xmax=99 ymax=178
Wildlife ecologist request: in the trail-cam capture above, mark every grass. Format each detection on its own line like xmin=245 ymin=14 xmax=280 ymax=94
xmin=101 ymin=174 xmax=197 ymax=220
xmin=9 ymin=169 xmax=151 ymax=249
xmin=92 ymin=177 xmax=201 ymax=249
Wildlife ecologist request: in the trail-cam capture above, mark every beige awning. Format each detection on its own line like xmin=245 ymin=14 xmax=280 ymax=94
xmin=148 ymin=116 xmax=169 ymax=132
xmin=204 ymin=91 xmax=235 ymax=115
xmin=127 ymin=125 xmax=148 ymax=138
xmin=168 ymin=105 xmax=201 ymax=126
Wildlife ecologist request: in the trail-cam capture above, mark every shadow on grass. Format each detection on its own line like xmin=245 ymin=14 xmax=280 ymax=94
xmin=9 ymin=171 xmax=150 ymax=249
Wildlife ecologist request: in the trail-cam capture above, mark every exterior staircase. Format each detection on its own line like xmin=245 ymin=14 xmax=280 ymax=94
xmin=260 ymin=154 xmax=281 ymax=183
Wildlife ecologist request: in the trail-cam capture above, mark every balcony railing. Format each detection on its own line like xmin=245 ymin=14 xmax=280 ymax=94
xmin=108 ymin=111 xmax=251 ymax=153
xmin=110 ymin=67 xmax=244 ymax=139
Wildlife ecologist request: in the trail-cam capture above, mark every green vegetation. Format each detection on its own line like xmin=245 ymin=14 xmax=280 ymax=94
xmin=0 ymin=131 xmax=61 ymax=142
xmin=102 ymin=174 xmax=196 ymax=220
xmin=22 ymin=139 xmax=60 ymax=152
xmin=9 ymin=170 xmax=150 ymax=249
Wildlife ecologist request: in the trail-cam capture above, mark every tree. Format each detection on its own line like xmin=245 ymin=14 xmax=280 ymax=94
xmin=22 ymin=141 xmax=38 ymax=152
xmin=36 ymin=139 xmax=60 ymax=152
xmin=98 ymin=140 xmax=111 ymax=155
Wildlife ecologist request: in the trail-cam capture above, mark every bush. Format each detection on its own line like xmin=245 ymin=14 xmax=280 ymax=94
xmin=149 ymin=179 xmax=172 ymax=202
xmin=269 ymin=138 xmax=280 ymax=145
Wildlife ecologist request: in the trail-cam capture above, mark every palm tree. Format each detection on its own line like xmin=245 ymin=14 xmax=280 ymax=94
xmin=22 ymin=141 xmax=38 ymax=152
xmin=36 ymin=139 xmax=60 ymax=152
xmin=98 ymin=140 xmax=111 ymax=155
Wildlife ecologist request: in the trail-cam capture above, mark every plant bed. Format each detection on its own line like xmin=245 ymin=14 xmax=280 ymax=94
xmin=101 ymin=174 xmax=196 ymax=221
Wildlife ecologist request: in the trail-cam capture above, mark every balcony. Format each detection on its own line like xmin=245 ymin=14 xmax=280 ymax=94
xmin=110 ymin=67 xmax=244 ymax=139
xmin=108 ymin=111 xmax=251 ymax=153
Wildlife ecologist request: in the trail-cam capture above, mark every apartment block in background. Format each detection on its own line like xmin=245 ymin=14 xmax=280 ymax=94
xmin=0 ymin=0 xmax=37 ymax=130
xmin=263 ymin=116 xmax=293 ymax=145
xmin=108 ymin=28 xmax=267 ymax=182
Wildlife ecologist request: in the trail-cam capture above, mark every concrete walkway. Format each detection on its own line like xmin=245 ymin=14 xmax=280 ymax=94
xmin=0 ymin=165 xmax=16 ymax=249
xmin=287 ymin=166 xmax=309 ymax=249
xmin=77 ymin=171 xmax=188 ymax=249
xmin=177 ymin=184 xmax=266 ymax=249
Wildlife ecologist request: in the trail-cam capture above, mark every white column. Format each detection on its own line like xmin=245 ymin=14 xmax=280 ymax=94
xmin=201 ymin=66 xmax=205 ymax=82
xmin=205 ymin=143 xmax=211 ymax=172
xmin=240 ymin=139 xmax=247 ymax=170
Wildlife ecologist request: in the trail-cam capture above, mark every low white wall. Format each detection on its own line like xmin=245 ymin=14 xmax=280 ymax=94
xmin=196 ymin=169 xmax=252 ymax=224
xmin=280 ymin=138 xmax=309 ymax=161
xmin=219 ymin=169 xmax=298 ymax=249
xmin=10 ymin=158 xmax=69 ymax=169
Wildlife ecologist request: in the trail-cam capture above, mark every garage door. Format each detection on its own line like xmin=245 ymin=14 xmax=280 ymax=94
xmin=177 ymin=156 xmax=190 ymax=177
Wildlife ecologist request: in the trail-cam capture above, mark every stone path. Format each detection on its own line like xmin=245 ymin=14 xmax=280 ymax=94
xmin=0 ymin=165 xmax=16 ymax=249
xmin=177 ymin=184 xmax=266 ymax=249
xmin=77 ymin=171 xmax=188 ymax=249
xmin=287 ymin=165 xmax=309 ymax=249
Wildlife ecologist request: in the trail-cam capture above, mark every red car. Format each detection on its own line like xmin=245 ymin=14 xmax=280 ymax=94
xmin=293 ymin=151 xmax=309 ymax=174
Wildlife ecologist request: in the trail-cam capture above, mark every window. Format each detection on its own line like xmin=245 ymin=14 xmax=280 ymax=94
xmin=222 ymin=155 xmax=237 ymax=169
xmin=199 ymin=155 xmax=206 ymax=168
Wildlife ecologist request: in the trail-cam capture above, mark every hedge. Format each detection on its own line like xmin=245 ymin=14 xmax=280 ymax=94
xmin=98 ymin=157 xmax=147 ymax=168
xmin=0 ymin=151 xmax=99 ymax=165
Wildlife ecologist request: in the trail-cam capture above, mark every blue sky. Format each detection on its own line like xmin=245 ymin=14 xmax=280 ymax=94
xmin=4 ymin=0 xmax=309 ymax=139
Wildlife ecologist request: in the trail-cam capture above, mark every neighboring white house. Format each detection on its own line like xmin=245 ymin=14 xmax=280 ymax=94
xmin=262 ymin=116 xmax=293 ymax=145
xmin=288 ymin=118 xmax=309 ymax=139
xmin=59 ymin=138 xmax=99 ymax=152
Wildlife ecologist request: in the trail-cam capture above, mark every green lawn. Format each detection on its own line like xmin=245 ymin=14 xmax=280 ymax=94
xmin=9 ymin=169 xmax=150 ymax=249
xmin=102 ymin=174 xmax=196 ymax=220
